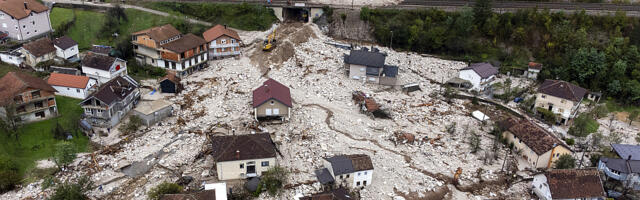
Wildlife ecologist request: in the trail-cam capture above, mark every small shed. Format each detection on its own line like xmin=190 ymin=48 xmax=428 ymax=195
xmin=159 ymin=72 xmax=182 ymax=93
xmin=472 ymin=110 xmax=490 ymax=121
xmin=132 ymin=100 xmax=173 ymax=126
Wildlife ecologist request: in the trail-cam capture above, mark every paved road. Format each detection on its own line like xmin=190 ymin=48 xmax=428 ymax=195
xmin=43 ymin=0 xmax=212 ymax=26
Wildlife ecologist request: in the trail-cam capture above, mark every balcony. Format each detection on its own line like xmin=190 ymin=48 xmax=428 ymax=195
xmin=210 ymin=43 xmax=240 ymax=48
xmin=211 ymin=51 xmax=241 ymax=57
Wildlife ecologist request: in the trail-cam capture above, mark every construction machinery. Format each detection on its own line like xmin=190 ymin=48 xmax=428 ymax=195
xmin=453 ymin=167 xmax=463 ymax=185
xmin=262 ymin=29 xmax=277 ymax=51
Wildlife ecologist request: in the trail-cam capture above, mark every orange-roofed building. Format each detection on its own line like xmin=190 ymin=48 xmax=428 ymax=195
xmin=203 ymin=24 xmax=241 ymax=59
xmin=47 ymin=73 xmax=97 ymax=99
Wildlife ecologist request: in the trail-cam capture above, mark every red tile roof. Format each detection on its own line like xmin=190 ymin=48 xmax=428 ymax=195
xmin=528 ymin=62 xmax=542 ymax=70
xmin=537 ymin=79 xmax=587 ymax=102
xmin=132 ymin=24 xmax=182 ymax=42
xmin=47 ymin=73 xmax=89 ymax=89
xmin=0 ymin=71 xmax=56 ymax=106
xmin=202 ymin=24 xmax=241 ymax=42
xmin=252 ymin=79 xmax=292 ymax=108
xmin=546 ymin=169 xmax=605 ymax=199
xmin=0 ymin=0 xmax=49 ymax=20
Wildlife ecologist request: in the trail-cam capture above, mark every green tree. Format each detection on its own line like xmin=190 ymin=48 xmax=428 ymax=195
xmin=118 ymin=115 xmax=143 ymax=135
xmin=568 ymin=114 xmax=599 ymax=137
xmin=53 ymin=142 xmax=77 ymax=169
xmin=473 ymin=0 xmax=492 ymax=26
xmin=0 ymin=155 xmax=21 ymax=193
xmin=555 ymin=154 xmax=576 ymax=169
xmin=260 ymin=166 xmax=289 ymax=196
xmin=569 ymin=48 xmax=606 ymax=88
xmin=468 ymin=131 xmax=481 ymax=153
xmin=629 ymin=110 xmax=639 ymax=126
xmin=49 ymin=176 xmax=93 ymax=200
xmin=148 ymin=182 xmax=183 ymax=200
xmin=0 ymin=103 xmax=23 ymax=141
xmin=590 ymin=105 xmax=609 ymax=119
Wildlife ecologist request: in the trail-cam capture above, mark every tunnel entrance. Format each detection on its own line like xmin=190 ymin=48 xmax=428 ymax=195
xmin=283 ymin=7 xmax=309 ymax=23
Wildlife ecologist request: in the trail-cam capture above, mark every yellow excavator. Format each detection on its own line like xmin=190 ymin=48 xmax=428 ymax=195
xmin=263 ymin=29 xmax=277 ymax=51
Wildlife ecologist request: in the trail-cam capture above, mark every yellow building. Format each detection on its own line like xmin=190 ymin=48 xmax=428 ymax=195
xmin=500 ymin=118 xmax=573 ymax=169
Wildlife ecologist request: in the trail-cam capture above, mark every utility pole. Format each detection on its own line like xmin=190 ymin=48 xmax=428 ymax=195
xmin=390 ymin=31 xmax=393 ymax=50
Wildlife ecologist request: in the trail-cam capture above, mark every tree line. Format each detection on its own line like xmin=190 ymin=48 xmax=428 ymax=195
xmin=361 ymin=0 xmax=640 ymax=105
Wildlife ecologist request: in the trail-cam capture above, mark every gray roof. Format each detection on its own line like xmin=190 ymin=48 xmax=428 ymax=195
xmin=600 ymin=157 xmax=640 ymax=174
xmin=612 ymin=144 xmax=640 ymax=160
xmin=462 ymin=62 xmax=498 ymax=79
xmin=383 ymin=65 xmax=398 ymax=78
xmin=315 ymin=168 xmax=335 ymax=184
xmin=344 ymin=50 xmax=386 ymax=68
xmin=325 ymin=155 xmax=355 ymax=176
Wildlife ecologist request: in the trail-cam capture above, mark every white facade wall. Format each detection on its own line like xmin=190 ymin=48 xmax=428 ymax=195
xmin=82 ymin=60 xmax=127 ymax=84
xmin=532 ymin=174 xmax=551 ymax=200
xmin=0 ymin=10 xmax=52 ymax=41
xmin=55 ymin=45 xmax=79 ymax=60
xmin=0 ymin=52 xmax=23 ymax=66
xmin=352 ymin=169 xmax=373 ymax=188
xmin=459 ymin=69 xmax=482 ymax=91
xmin=215 ymin=157 xmax=276 ymax=180
xmin=51 ymin=79 xmax=96 ymax=99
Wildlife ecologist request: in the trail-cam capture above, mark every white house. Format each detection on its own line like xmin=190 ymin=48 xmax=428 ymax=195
xmin=53 ymin=36 xmax=79 ymax=61
xmin=0 ymin=49 xmax=23 ymax=66
xmin=458 ymin=62 xmax=499 ymax=91
xmin=0 ymin=0 xmax=52 ymax=41
xmin=47 ymin=73 xmax=96 ymax=99
xmin=81 ymin=53 xmax=128 ymax=84
xmin=531 ymin=169 xmax=605 ymax=200
xmin=316 ymin=154 xmax=374 ymax=188
xmin=526 ymin=62 xmax=542 ymax=79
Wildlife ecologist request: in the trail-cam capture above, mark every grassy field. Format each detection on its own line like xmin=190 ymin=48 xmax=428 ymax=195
xmin=50 ymin=8 xmax=205 ymax=50
xmin=0 ymin=96 xmax=89 ymax=178
xmin=606 ymin=99 xmax=640 ymax=114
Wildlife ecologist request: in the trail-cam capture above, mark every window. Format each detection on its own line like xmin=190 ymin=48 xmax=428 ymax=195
xmin=84 ymin=108 xmax=91 ymax=113
xmin=32 ymin=21 xmax=35 ymax=25
xmin=34 ymin=29 xmax=37 ymax=33
xmin=34 ymin=101 xmax=43 ymax=108
xmin=240 ymin=164 xmax=244 ymax=169
xmin=541 ymin=95 xmax=546 ymax=98
xmin=67 ymin=88 xmax=70 ymax=90
xmin=26 ymin=32 xmax=29 ymax=35
xmin=261 ymin=161 xmax=269 ymax=166
xmin=231 ymin=39 xmax=236 ymax=43
xmin=22 ymin=25 xmax=25 ymax=28
xmin=357 ymin=172 xmax=361 ymax=176
xmin=339 ymin=175 xmax=343 ymax=179
xmin=76 ymin=89 xmax=81 ymax=93
xmin=270 ymin=100 xmax=274 ymax=105
xmin=356 ymin=181 xmax=360 ymax=186
xmin=221 ymin=39 xmax=227 ymax=44
xmin=363 ymin=181 xmax=367 ymax=186
xmin=364 ymin=172 xmax=367 ymax=175
xmin=346 ymin=174 xmax=350 ymax=178
xmin=561 ymin=99 xmax=566 ymax=103
xmin=35 ymin=111 xmax=45 ymax=118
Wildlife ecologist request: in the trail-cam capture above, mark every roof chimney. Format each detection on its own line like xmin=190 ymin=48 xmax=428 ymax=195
xmin=224 ymin=24 xmax=227 ymax=29
xmin=24 ymin=2 xmax=28 ymax=10
xmin=236 ymin=150 xmax=240 ymax=160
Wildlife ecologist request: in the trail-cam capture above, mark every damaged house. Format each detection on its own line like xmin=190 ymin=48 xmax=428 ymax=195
xmin=499 ymin=118 xmax=573 ymax=169
xmin=598 ymin=144 xmax=640 ymax=190
xmin=0 ymin=72 xmax=58 ymax=123
xmin=203 ymin=24 xmax=242 ymax=59
xmin=18 ymin=37 xmax=56 ymax=68
xmin=344 ymin=48 xmax=398 ymax=86
xmin=531 ymin=168 xmax=605 ymax=200
xmin=80 ymin=76 xmax=140 ymax=128
xmin=315 ymin=154 xmax=374 ymax=189
xmin=252 ymin=78 xmax=292 ymax=121
xmin=211 ymin=133 xmax=277 ymax=180
xmin=535 ymin=79 xmax=587 ymax=125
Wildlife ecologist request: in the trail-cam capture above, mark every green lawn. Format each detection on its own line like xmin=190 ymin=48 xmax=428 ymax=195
xmin=0 ymin=96 xmax=89 ymax=177
xmin=605 ymin=99 xmax=640 ymax=113
xmin=50 ymin=8 xmax=205 ymax=50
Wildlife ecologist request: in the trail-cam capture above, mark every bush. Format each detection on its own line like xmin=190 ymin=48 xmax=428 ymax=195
xmin=53 ymin=142 xmax=77 ymax=169
xmin=564 ymin=138 xmax=575 ymax=145
xmin=555 ymin=154 xmax=576 ymax=169
xmin=118 ymin=115 xmax=143 ymax=135
xmin=568 ymin=114 xmax=599 ymax=137
xmin=49 ymin=176 xmax=93 ymax=200
xmin=148 ymin=182 xmax=183 ymax=200
xmin=0 ymin=156 xmax=21 ymax=193
xmin=536 ymin=107 xmax=557 ymax=124
xmin=259 ymin=166 xmax=288 ymax=196
xmin=127 ymin=59 xmax=167 ymax=79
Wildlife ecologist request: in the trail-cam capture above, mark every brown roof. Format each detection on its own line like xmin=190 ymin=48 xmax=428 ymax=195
xmin=537 ymin=79 xmax=587 ymax=102
xmin=160 ymin=190 xmax=216 ymax=200
xmin=53 ymin=36 xmax=77 ymax=50
xmin=252 ymin=79 xmax=292 ymax=108
xmin=211 ymin=133 xmax=277 ymax=162
xmin=300 ymin=188 xmax=352 ymax=200
xmin=528 ymin=62 xmax=542 ymax=70
xmin=82 ymin=53 xmax=118 ymax=71
xmin=84 ymin=76 xmax=136 ymax=105
xmin=501 ymin=118 xmax=571 ymax=155
xmin=23 ymin=37 xmax=56 ymax=57
xmin=161 ymin=34 xmax=207 ymax=53
xmin=0 ymin=0 xmax=49 ymax=20
xmin=160 ymin=71 xmax=181 ymax=84
xmin=346 ymin=154 xmax=374 ymax=171
xmin=132 ymin=24 xmax=182 ymax=42
xmin=47 ymin=73 xmax=89 ymax=89
xmin=203 ymin=24 xmax=241 ymax=42
xmin=0 ymin=71 xmax=56 ymax=106
xmin=546 ymin=169 xmax=605 ymax=199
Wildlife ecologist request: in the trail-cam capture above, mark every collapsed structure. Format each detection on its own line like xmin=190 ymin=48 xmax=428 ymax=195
xmin=0 ymin=71 xmax=58 ymax=122
xmin=499 ymin=118 xmax=573 ymax=169
xmin=344 ymin=48 xmax=398 ymax=86
xmin=80 ymin=76 xmax=140 ymax=128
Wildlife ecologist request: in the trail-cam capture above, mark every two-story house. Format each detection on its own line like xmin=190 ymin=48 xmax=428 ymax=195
xmin=0 ymin=72 xmax=57 ymax=123
xmin=131 ymin=24 xmax=208 ymax=77
xmin=252 ymin=78 xmax=292 ymax=121
xmin=531 ymin=169 xmax=606 ymax=200
xmin=0 ymin=0 xmax=52 ymax=41
xmin=597 ymin=144 xmax=640 ymax=190
xmin=211 ymin=133 xmax=277 ymax=180
xmin=526 ymin=62 xmax=542 ymax=79
xmin=458 ymin=62 xmax=498 ymax=91
xmin=315 ymin=154 xmax=374 ymax=188
xmin=499 ymin=118 xmax=573 ymax=169
xmin=81 ymin=53 xmax=128 ymax=84
xmin=344 ymin=48 xmax=398 ymax=86
xmin=203 ymin=24 xmax=241 ymax=59
xmin=47 ymin=73 xmax=97 ymax=99
xmin=535 ymin=79 xmax=587 ymax=125
xmin=53 ymin=36 xmax=79 ymax=62
xmin=80 ymin=76 xmax=139 ymax=128
xmin=19 ymin=37 xmax=56 ymax=68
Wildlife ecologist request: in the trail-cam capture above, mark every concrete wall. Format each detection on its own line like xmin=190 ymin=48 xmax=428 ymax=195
xmin=255 ymin=99 xmax=290 ymax=118
xmin=133 ymin=105 xmax=173 ymax=126
xmin=532 ymin=174 xmax=552 ymax=200
xmin=271 ymin=7 xmax=284 ymax=21
xmin=459 ymin=69 xmax=482 ymax=91
xmin=215 ymin=157 xmax=276 ymax=180
xmin=52 ymin=78 xmax=96 ymax=99
xmin=0 ymin=10 xmax=51 ymax=41
xmin=349 ymin=64 xmax=366 ymax=80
